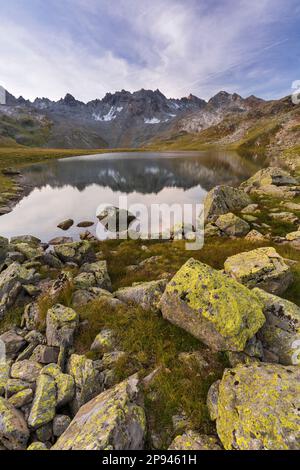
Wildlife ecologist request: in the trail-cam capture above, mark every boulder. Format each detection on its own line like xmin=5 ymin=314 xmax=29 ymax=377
xmin=214 ymin=213 xmax=250 ymax=237
xmin=46 ymin=304 xmax=79 ymax=348
xmin=21 ymin=302 xmax=41 ymax=331
xmin=90 ymin=329 xmax=116 ymax=355
xmin=115 ymin=279 xmax=167 ymax=312
xmin=8 ymin=389 xmax=33 ymax=408
xmin=53 ymin=241 xmax=93 ymax=265
xmin=0 ymin=397 xmax=29 ymax=450
xmin=216 ymin=363 xmax=300 ymax=450
xmin=241 ymin=167 xmax=298 ymax=192
xmin=169 ymin=431 xmax=222 ymax=450
xmin=28 ymin=373 xmax=57 ymax=429
xmin=13 ymin=242 xmax=44 ymax=260
xmin=224 ymin=247 xmax=293 ymax=295
xmin=27 ymin=442 xmax=48 ymax=450
xmin=253 ymin=288 xmax=300 ymax=365
xmin=74 ymin=261 xmax=112 ymax=291
xmin=30 ymin=345 xmax=59 ymax=364
xmin=67 ymin=354 xmax=103 ymax=414
xmin=57 ymin=219 xmax=74 ymax=231
xmin=159 ymin=258 xmax=265 ymax=352
xmin=11 ymin=360 xmax=42 ymax=382
xmin=269 ymin=212 xmax=299 ymax=224
xmin=97 ymin=206 xmax=136 ymax=232
xmin=10 ymin=235 xmax=41 ymax=246
xmin=0 ymin=329 xmax=26 ymax=358
xmin=0 ymin=262 xmax=38 ymax=318
xmin=206 ymin=380 xmax=220 ymax=421
xmin=245 ymin=229 xmax=267 ymax=242
xmin=0 ymin=236 xmax=8 ymax=262
xmin=52 ymin=375 xmax=145 ymax=450
xmin=41 ymin=364 xmax=75 ymax=408
xmin=53 ymin=414 xmax=71 ymax=437
xmin=5 ymin=379 xmax=33 ymax=398
xmin=72 ymin=287 xmax=113 ymax=307
xmin=204 ymin=185 xmax=251 ymax=223
xmin=286 ymin=230 xmax=300 ymax=249
xmin=0 ymin=362 xmax=10 ymax=396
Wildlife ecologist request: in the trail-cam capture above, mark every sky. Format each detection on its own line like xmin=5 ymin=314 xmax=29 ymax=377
xmin=0 ymin=0 xmax=300 ymax=102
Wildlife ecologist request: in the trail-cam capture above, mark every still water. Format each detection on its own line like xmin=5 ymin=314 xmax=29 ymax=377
xmin=0 ymin=151 xmax=263 ymax=242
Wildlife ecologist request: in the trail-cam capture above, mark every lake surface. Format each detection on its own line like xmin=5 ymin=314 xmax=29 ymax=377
xmin=0 ymin=151 xmax=264 ymax=242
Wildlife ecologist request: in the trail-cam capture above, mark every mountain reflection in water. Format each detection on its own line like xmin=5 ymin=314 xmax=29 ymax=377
xmin=0 ymin=151 xmax=264 ymax=242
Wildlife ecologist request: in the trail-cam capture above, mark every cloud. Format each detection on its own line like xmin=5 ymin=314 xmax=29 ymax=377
xmin=0 ymin=0 xmax=298 ymax=101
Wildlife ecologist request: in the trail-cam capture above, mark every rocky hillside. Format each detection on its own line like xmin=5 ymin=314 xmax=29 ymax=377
xmin=0 ymin=165 xmax=300 ymax=450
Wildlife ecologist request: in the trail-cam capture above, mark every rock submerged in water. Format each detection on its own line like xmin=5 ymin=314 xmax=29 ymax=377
xmin=57 ymin=219 xmax=74 ymax=231
xmin=159 ymin=258 xmax=265 ymax=351
xmin=52 ymin=375 xmax=146 ymax=450
xmin=216 ymin=363 xmax=300 ymax=450
xmin=204 ymin=185 xmax=251 ymax=223
xmin=224 ymin=247 xmax=293 ymax=295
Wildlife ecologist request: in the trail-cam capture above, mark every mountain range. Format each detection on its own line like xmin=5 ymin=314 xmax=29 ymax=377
xmin=0 ymin=87 xmax=299 ymax=160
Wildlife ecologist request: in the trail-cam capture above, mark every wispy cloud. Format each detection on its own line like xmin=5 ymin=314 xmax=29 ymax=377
xmin=0 ymin=0 xmax=299 ymax=101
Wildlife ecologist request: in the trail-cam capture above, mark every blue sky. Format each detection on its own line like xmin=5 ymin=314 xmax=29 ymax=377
xmin=0 ymin=0 xmax=299 ymax=101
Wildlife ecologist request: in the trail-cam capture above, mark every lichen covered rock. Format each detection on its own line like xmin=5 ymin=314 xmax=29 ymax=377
xmin=215 ymin=212 xmax=250 ymax=237
xmin=115 ymin=279 xmax=167 ymax=312
xmin=253 ymin=288 xmax=300 ymax=365
xmin=67 ymin=354 xmax=103 ymax=414
xmin=0 ymin=397 xmax=29 ymax=449
xmin=90 ymin=329 xmax=116 ymax=354
xmin=169 ymin=431 xmax=222 ymax=450
xmin=41 ymin=363 xmax=75 ymax=408
xmin=224 ymin=247 xmax=293 ymax=295
xmin=52 ymin=375 xmax=146 ymax=450
xmin=204 ymin=185 xmax=251 ymax=223
xmin=216 ymin=363 xmax=300 ymax=450
xmin=28 ymin=373 xmax=57 ymax=429
xmin=53 ymin=241 xmax=92 ymax=265
xmin=27 ymin=441 xmax=48 ymax=450
xmin=75 ymin=261 xmax=112 ymax=291
xmin=159 ymin=258 xmax=265 ymax=351
xmin=46 ymin=304 xmax=79 ymax=348
xmin=11 ymin=360 xmax=42 ymax=383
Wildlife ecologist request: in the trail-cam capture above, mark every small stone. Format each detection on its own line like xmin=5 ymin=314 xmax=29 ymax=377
xmin=8 ymin=389 xmax=33 ymax=408
xmin=30 ymin=345 xmax=59 ymax=364
xmin=206 ymin=380 xmax=220 ymax=421
xmin=0 ymin=397 xmax=29 ymax=450
xmin=46 ymin=304 xmax=79 ymax=348
xmin=57 ymin=219 xmax=74 ymax=231
xmin=90 ymin=329 xmax=116 ymax=354
xmin=27 ymin=441 xmax=48 ymax=450
xmin=11 ymin=360 xmax=42 ymax=382
xmin=28 ymin=374 xmax=57 ymax=429
xmin=53 ymin=415 xmax=71 ymax=437
xmin=169 ymin=431 xmax=222 ymax=450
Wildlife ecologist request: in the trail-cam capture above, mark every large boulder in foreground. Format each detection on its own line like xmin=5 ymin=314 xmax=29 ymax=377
xmin=159 ymin=258 xmax=265 ymax=351
xmin=52 ymin=375 xmax=146 ymax=450
xmin=204 ymin=185 xmax=251 ymax=223
xmin=169 ymin=431 xmax=222 ymax=450
xmin=216 ymin=363 xmax=300 ymax=450
xmin=224 ymin=247 xmax=293 ymax=295
xmin=253 ymin=288 xmax=300 ymax=365
xmin=0 ymin=397 xmax=29 ymax=450
xmin=115 ymin=279 xmax=167 ymax=312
